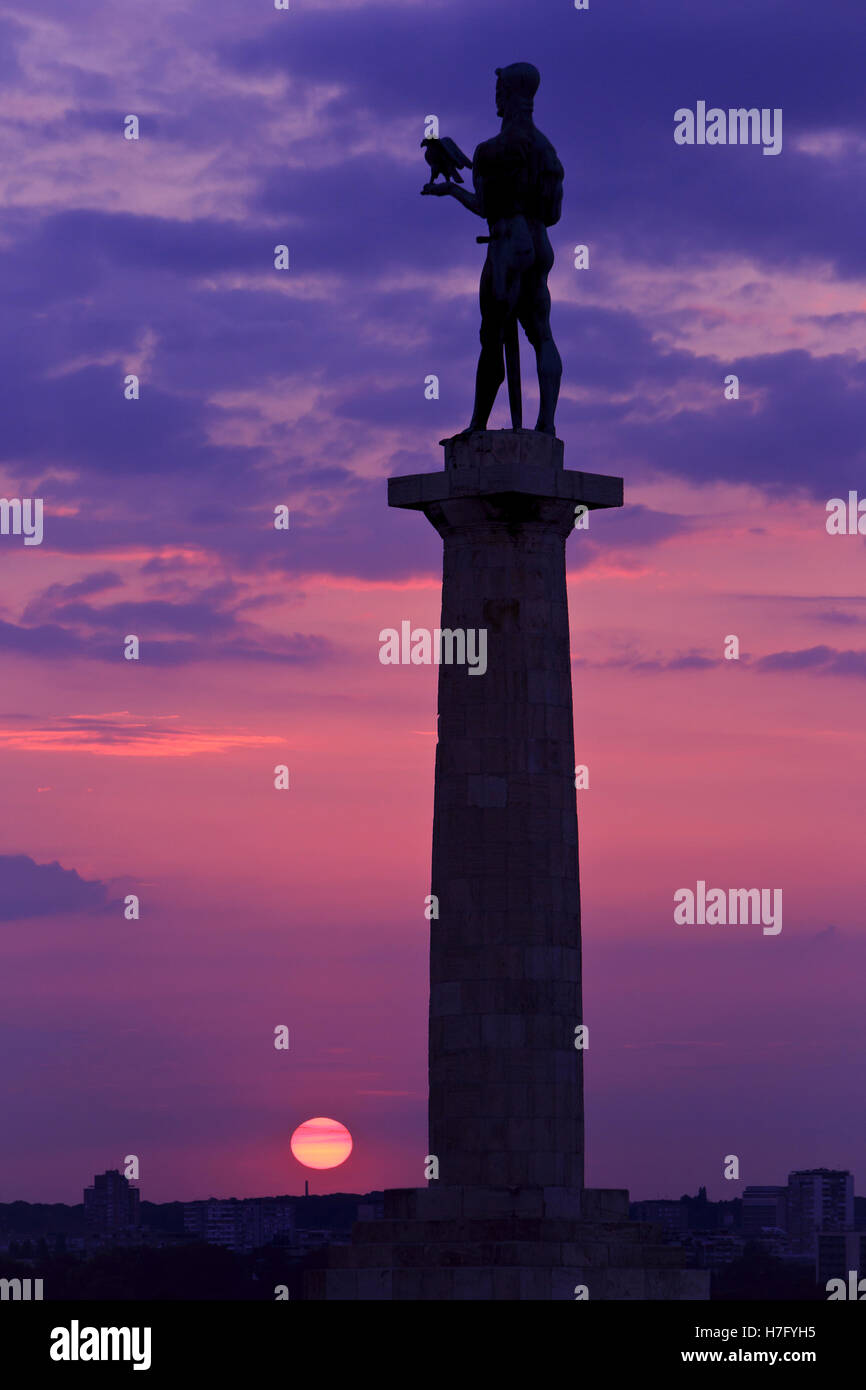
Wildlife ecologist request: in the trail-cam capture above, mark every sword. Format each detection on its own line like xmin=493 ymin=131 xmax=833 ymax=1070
xmin=504 ymin=316 xmax=521 ymax=431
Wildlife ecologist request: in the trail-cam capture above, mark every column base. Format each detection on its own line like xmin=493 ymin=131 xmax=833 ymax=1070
xmin=304 ymin=1187 xmax=710 ymax=1300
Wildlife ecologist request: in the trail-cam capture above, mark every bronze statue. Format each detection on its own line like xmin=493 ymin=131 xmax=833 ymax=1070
xmin=422 ymin=63 xmax=564 ymax=437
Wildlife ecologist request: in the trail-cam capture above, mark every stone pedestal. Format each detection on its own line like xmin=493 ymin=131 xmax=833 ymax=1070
xmin=305 ymin=1185 xmax=710 ymax=1300
xmin=307 ymin=430 xmax=707 ymax=1299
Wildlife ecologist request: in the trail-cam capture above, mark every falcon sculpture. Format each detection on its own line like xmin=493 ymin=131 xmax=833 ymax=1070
xmin=421 ymin=136 xmax=473 ymax=185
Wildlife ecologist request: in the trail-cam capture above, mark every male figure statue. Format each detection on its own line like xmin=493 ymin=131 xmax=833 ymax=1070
xmin=422 ymin=62 xmax=564 ymax=436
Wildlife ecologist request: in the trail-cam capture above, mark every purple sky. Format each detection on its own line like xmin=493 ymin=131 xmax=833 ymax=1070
xmin=1 ymin=0 xmax=864 ymax=1205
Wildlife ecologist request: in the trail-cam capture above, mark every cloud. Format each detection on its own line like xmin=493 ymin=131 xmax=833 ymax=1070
xmin=0 ymin=853 xmax=112 ymax=920
xmin=0 ymin=711 xmax=286 ymax=757
xmin=572 ymin=641 xmax=866 ymax=679
xmin=572 ymin=649 xmax=723 ymax=674
xmin=0 ymin=0 xmax=863 ymax=600
xmin=21 ymin=571 xmax=122 ymax=622
xmin=756 ymin=645 xmax=866 ymax=677
xmin=816 ymin=610 xmax=864 ymax=627
xmin=0 ymin=576 xmax=336 ymax=665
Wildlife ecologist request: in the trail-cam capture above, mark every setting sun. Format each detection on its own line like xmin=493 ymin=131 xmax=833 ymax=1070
xmin=290 ymin=1117 xmax=353 ymax=1170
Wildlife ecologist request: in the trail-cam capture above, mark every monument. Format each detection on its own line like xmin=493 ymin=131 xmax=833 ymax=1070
xmin=306 ymin=63 xmax=709 ymax=1300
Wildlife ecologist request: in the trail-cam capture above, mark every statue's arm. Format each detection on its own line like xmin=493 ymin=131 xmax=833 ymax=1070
xmin=543 ymin=154 xmax=564 ymax=227
xmin=422 ymin=179 xmax=484 ymax=217
xmin=448 ymin=182 xmax=484 ymax=216
xmin=546 ymin=171 xmax=563 ymax=227
xmin=422 ymin=144 xmax=486 ymax=218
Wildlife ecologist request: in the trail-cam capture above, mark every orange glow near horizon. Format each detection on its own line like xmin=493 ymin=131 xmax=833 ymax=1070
xmin=290 ymin=1117 xmax=353 ymax=1170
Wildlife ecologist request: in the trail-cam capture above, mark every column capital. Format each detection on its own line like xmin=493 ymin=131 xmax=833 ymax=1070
xmin=387 ymin=428 xmax=623 ymax=516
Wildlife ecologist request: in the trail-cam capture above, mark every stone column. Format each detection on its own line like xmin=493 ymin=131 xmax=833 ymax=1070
xmin=389 ymin=429 xmax=623 ymax=1192
xmin=306 ymin=435 xmax=710 ymax=1298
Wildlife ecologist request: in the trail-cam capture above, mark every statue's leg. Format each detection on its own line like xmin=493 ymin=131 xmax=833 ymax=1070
xmin=518 ymin=275 xmax=561 ymax=436
xmin=462 ymin=259 xmax=507 ymax=434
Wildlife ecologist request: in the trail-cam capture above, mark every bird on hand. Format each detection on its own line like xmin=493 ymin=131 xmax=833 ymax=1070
xmin=420 ymin=136 xmax=472 ymax=188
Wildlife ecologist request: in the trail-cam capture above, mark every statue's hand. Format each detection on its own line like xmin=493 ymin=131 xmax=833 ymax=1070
xmin=421 ymin=182 xmax=452 ymax=196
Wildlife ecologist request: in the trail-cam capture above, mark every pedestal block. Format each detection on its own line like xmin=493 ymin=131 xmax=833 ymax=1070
xmin=305 ymin=1186 xmax=710 ymax=1300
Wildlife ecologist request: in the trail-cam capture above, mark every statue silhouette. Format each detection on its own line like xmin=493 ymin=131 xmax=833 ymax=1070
xmin=422 ymin=63 xmax=564 ymax=437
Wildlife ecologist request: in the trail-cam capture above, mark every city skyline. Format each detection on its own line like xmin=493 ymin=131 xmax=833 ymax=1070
xmin=5 ymin=1160 xmax=862 ymax=1216
xmin=4 ymin=1165 xmax=860 ymax=1293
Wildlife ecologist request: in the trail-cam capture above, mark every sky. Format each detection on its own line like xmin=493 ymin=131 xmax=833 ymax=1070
xmin=0 ymin=0 xmax=864 ymax=1206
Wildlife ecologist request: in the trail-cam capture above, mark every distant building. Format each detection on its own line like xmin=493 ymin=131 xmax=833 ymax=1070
xmin=684 ymin=1232 xmax=744 ymax=1270
xmin=787 ymin=1170 xmax=853 ymax=1255
xmin=83 ymin=1170 xmax=140 ymax=1232
xmin=249 ymin=1198 xmax=294 ymax=1249
xmin=184 ymin=1199 xmax=241 ymax=1249
xmin=632 ymin=1200 xmax=688 ymax=1238
xmin=743 ymin=1185 xmax=786 ymax=1236
xmin=183 ymin=1197 xmax=294 ymax=1253
xmin=749 ymin=1227 xmax=791 ymax=1259
xmin=816 ymin=1231 xmax=866 ymax=1289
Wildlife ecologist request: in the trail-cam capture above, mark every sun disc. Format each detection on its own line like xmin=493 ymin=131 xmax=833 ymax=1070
xmin=290 ymin=1116 xmax=353 ymax=1170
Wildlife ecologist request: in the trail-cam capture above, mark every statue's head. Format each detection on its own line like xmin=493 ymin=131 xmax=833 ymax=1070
xmin=495 ymin=62 xmax=540 ymax=118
